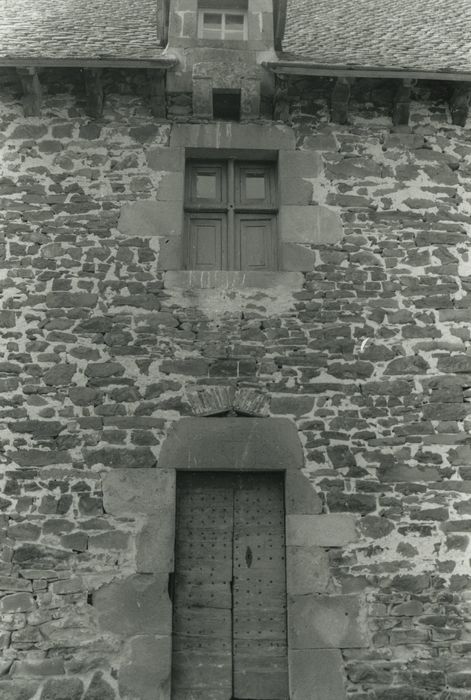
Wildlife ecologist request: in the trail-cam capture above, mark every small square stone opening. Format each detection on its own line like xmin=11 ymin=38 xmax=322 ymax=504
xmin=213 ymin=89 xmax=241 ymax=120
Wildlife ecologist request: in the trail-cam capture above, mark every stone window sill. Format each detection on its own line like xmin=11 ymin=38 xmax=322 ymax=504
xmin=163 ymin=270 xmax=304 ymax=289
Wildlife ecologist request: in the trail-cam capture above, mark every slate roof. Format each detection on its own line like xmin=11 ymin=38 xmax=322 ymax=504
xmin=0 ymin=0 xmax=164 ymax=62
xmin=282 ymin=0 xmax=471 ymax=74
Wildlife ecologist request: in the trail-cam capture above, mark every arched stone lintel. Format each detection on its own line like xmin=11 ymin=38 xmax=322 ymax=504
xmin=157 ymin=416 xmax=304 ymax=471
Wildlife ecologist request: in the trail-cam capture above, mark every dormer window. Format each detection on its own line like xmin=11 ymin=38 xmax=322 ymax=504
xmin=197 ymin=0 xmax=248 ymax=40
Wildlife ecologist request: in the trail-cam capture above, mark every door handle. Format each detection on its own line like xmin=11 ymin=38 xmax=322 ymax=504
xmin=245 ymin=546 xmax=253 ymax=568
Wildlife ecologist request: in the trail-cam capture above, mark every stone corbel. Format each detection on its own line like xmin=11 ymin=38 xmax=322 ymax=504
xmin=240 ymin=76 xmax=260 ymax=120
xmin=330 ymin=77 xmax=352 ymax=124
xmin=17 ymin=67 xmax=42 ymax=117
xmin=148 ymin=69 xmax=166 ymax=118
xmin=392 ymin=78 xmax=414 ymax=126
xmin=450 ymin=82 xmax=471 ymax=127
xmin=84 ymin=68 xmax=104 ymax=119
xmin=192 ymin=75 xmax=213 ymax=119
xmin=273 ymin=74 xmax=290 ymax=122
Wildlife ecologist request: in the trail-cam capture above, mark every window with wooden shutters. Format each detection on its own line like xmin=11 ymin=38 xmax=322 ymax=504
xmin=184 ymin=160 xmax=278 ymax=270
xmin=171 ymin=472 xmax=289 ymax=700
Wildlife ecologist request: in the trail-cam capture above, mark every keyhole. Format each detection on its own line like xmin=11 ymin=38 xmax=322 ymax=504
xmin=245 ymin=546 xmax=253 ymax=568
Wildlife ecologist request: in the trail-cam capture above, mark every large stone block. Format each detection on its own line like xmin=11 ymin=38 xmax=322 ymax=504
xmin=163 ymin=270 xmax=304 ymax=289
xmin=279 ymin=150 xmax=323 ymax=179
xmin=170 ymin=122 xmax=296 ymax=150
xmin=102 ymin=469 xmax=175 ymax=516
xmin=0 ymin=681 xmax=38 ymax=700
xmin=136 ymin=515 xmax=174 ymax=574
xmin=289 ymin=594 xmax=368 ymax=649
xmin=119 ymin=635 xmax=171 ymax=700
xmin=280 ymin=205 xmax=344 ymax=244
xmin=146 ymin=147 xmax=184 ymax=172
xmin=156 ymin=172 xmax=184 ymax=201
xmin=158 ymin=417 xmax=303 ymax=471
xmin=93 ymin=574 xmax=171 ymax=636
xmin=289 ymin=649 xmax=346 ymax=700
xmin=117 ymin=200 xmax=183 ymax=237
xmin=286 ymin=546 xmax=330 ymax=595
xmin=281 ymin=243 xmax=317 ymax=271
xmin=154 ymin=235 xmax=182 ymax=270
xmin=285 ymin=471 xmax=322 ymax=514
xmin=286 ymin=514 xmax=358 ymax=547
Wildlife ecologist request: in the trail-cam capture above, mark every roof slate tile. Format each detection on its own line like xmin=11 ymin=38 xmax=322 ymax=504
xmin=0 ymin=0 xmax=163 ymax=60
xmin=283 ymin=0 xmax=471 ymax=73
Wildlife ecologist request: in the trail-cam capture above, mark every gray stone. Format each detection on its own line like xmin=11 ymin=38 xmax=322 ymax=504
xmin=93 ymin=574 xmax=171 ymax=636
xmin=385 ymin=356 xmax=430 ymax=375
xmin=128 ymin=124 xmax=161 ymax=142
xmin=438 ymin=355 xmax=471 ymax=373
xmin=75 ymin=317 xmax=113 ymax=333
xmin=359 ymin=515 xmax=395 ymax=539
xmin=285 ymin=471 xmax=322 ymax=515
xmin=286 ymin=546 xmax=330 ymax=595
xmin=118 ymin=200 xmax=182 ymax=237
xmin=8 ymin=450 xmax=70 ymax=467
xmin=136 ymin=515 xmax=174 ymax=573
xmin=0 ymin=377 xmax=19 ymax=392
xmin=11 ymin=659 xmax=65 ymax=677
xmin=271 ymin=395 xmax=314 ymax=417
xmin=84 ymin=362 xmax=124 ymax=378
xmin=85 ymin=447 xmax=156 ymax=469
xmin=280 ymin=205 xmax=344 ymax=245
xmin=0 ymin=310 xmax=16 ymax=328
xmin=0 ymin=682 xmax=38 ymax=700
xmin=163 ymin=270 xmax=304 ymax=289
xmin=46 ymin=292 xmax=97 ymax=308
xmin=103 ymin=469 xmax=175 ymax=516
xmin=155 ymin=235 xmax=182 ymax=270
xmin=279 ymin=150 xmax=323 ymax=179
xmin=289 ymin=594 xmax=368 ymax=649
xmin=83 ymin=672 xmax=115 ymax=700
xmin=378 ymin=465 xmax=440 ymax=482
xmin=302 ymin=132 xmax=338 ymax=151
xmin=146 ymin=146 xmax=184 ymax=172
xmin=158 ymin=417 xmax=303 ymax=471
xmin=0 ymin=593 xmax=35 ymax=612
xmin=40 ymin=678 xmax=84 ymax=700
xmin=68 ymin=387 xmax=99 ymax=406
xmin=156 ymin=171 xmax=184 ymax=201
xmin=13 ymin=421 xmax=63 ymax=438
xmin=286 ymin=514 xmax=358 ymax=547
xmin=43 ymin=364 xmax=76 ymax=386
xmin=281 ymin=243 xmax=317 ymax=271
xmin=118 ymin=635 xmax=171 ymax=700
xmin=289 ymin=649 xmax=346 ymax=700
xmin=170 ymin=122 xmax=296 ymax=151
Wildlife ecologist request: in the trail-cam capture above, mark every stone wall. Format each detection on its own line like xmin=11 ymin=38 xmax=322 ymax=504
xmin=1 ymin=67 xmax=471 ymax=699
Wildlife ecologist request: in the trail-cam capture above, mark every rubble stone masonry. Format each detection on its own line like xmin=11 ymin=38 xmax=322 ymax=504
xmin=1 ymin=68 xmax=471 ymax=699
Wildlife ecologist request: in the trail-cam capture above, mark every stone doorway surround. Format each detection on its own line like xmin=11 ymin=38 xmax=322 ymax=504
xmin=99 ymin=418 xmax=366 ymax=700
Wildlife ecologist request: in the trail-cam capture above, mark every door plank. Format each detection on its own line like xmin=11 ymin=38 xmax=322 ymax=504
xmin=172 ymin=475 xmax=233 ymax=699
xmin=232 ymin=474 xmax=289 ymax=700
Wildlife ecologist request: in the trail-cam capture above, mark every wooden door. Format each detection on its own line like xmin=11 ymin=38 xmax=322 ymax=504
xmin=172 ymin=472 xmax=288 ymax=700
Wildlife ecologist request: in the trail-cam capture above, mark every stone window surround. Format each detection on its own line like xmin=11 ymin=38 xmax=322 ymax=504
xmin=101 ymin=417 xmax=365 ymax=700
xmin=117 ymin=122 xmax=344 ymax=289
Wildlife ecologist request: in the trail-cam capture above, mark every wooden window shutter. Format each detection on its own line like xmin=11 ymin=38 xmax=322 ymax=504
xmin=236 ymin=214 xmax=277 ymax=271
xmin=186 ymin=214 xmax=227 ymax=270
xmin=184 ymin=159 xmax=278 ymax=271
